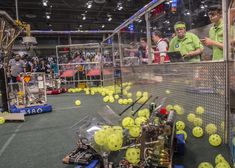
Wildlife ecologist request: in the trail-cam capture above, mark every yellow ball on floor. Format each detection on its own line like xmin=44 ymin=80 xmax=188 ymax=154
xmin=109 ymin=97 xmax=115 ymax=103
xmin=209 ymin=134 xmax=222 ymax=147
xmin=94 ymin=130 xmax=107 ymax=145
xmin=103 ymin=96 xmax=109 ymax=102
xmin=118 ymin=99 xmax=123 ymax=105
xmin=136 ymin=91 xmax=142 ymax=97
xmin=125 ymin=148 xmax=140 ymax=165
xmin=198 ymin=162 xmax=213 ymax=168
xmin=0 ymin=117 xmax=5 ymax=124
xmin=174 ymin=105 xmax=184 ymax=115
xmin=206 ymin=123 xmax=217 ymax=135
xmin=187 ymin=113 xmax=196 ymax=122
xmin=135 ymin=117 xmax=147 ymax=126
xmin=129 ymin=125 xmax=141 ymax=138
xmin=114 ymin=95 xmax=119 ymax=99
xmin=75 ymin=100 xmax=81 ymax=106
xmin=176 ymin=121 xmax=185 ymax=130
xmin=192 ymin=126 xmax=204 ymax=138
xmin=193 ymin=118 xmax=203 ymax=126
xmin=127 ymin=98 xmax=133 ymax=104
xmin=107 ymin=134 xmax=123 ymax=151
xmin=122 ymin=117 xmax=134 ymax=128
xmin=165 ymin=89 xmax=171 ymax=94
xmin=196 ymin=106 xmax=205 ymax=115
xmin=127 ymin=93 xmax=132 ymax=98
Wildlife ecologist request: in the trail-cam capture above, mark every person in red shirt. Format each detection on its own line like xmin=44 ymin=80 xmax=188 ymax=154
xmin=152 ymin=30 xmax=170 ymax=64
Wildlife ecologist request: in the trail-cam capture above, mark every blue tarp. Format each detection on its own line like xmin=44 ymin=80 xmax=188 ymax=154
xmin=10 ymin=104 xmax=52 ymax=115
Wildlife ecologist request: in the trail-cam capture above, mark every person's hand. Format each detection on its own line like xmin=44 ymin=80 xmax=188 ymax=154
xmin=184 ymin=52 xmax=193 ymax=58
xmin=201 ymin=37 xmax=214 ymax=46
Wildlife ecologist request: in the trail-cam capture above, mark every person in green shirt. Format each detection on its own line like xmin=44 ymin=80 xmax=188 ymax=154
xmin=201 ymin=4 xmax=223 ymax=60
xmin=169 ymin=21 xmax=204 ymax=62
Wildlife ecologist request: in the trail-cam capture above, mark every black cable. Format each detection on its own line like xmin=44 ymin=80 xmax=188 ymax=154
xmin=118 ymin=95 xmax=143 ymax=116
xmin=132 ymin=95 xmax=153 ymax=116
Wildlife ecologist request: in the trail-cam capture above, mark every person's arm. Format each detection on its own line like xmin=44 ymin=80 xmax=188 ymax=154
xmin=201 ymin=37 xmax=223 ymax=49
xmin=184 ymin=48 xmax=204 ymax=58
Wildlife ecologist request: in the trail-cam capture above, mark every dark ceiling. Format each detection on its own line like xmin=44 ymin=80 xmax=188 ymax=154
xmin=0 ymin=0 xmax=153 ymax=31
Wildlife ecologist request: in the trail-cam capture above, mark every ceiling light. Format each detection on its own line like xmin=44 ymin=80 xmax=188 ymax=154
xmin=107 ymin=14 xmax=112 ymax=21
xmin=204 ymin=13 xmax=207 ymax=17
xmin=79 ymin=25 xmax=83 ymax=28
xmin=87 ymin=1 xmax=92 ymax=9
xmin=117 ymin=2 xmax=123 ymax=11
xmin=200 ymin=5 xmax=205 ymax=9
xmin=46 ymin=15 xmax=50 ymax=19
xmin=42 ymin=0 xmax=48 ymax=7
xmin=82 ymin=16 xmax=86 ymax=20
xmin=102 ymin=24 xmax=105 ymax=28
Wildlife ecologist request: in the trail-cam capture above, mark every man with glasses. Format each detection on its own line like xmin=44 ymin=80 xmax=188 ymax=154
xmin=201 ymin=4 xmax=223 ymax=60
xmin=169 ymin=21 xmax=204 ymax=62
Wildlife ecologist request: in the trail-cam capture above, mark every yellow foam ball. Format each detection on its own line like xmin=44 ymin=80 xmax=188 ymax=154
xmin=192 ymin=126 xmax=204 ymax=138
xmin=101 ymin=92 xmax=106 ymax=96
xmin=215 ymin=154 xmax=230 ymax=165
xmin=0 ymin=117 xmax=5 ymax=124
xmin=113 ymin=126 xmax=123 ymax=137
xmin=123 ymin=91 xmax=128 ymax=96
xmin=209 ymin=134 xmax=222 ymax=147
xmin=215 ymin=162 xmax=231 ymax=168
xmin=138 ymin=108 xmax=150 ymax=119
xmin=136 ymin=91 xmax=142 ymax=97
xmin=94 ymin=130 xmax=107 ymax=145
xmin=196 ymin=106 xmax=205 ymax=115
xmin=176 ymin=130 xmax=187 ymax=140
xmin=187 ymin=113 xmax=196 ymax=122
xmin=85 ymin=91 xmax=90 ymax=95
xmin=123 ymin=99 xmax=128 ymax=105
xmin=114 ymin=95 xmax=119 ymax=99
xmin=91 ymin=91 xmax=95 ymax=95
xmin=197 ymin=162 xmax=213 ymax=168
xmin=165 ymin=89 xmax=171 ymax=94
xmin=118 ymin=99 xmax=123 ymax=105
xmin=129 ymin=125 xmax=141 ymax=138
xmin=107 ymin=134 xmax=123 ymax=151
xmin=103 ymin=96 xmax=109 ymax=102
xmin=109 ymin=97 xmax=115 ymax=103
xmin=125 ymin=148 xmax=140 ymax=165
xmin=166 ymin=104 xmax=173 ymax=111
xmin=127 ymin=98 xmax=133 ymax=104
xmin=174 ymin=105 xmax=184 ymax=115
xmin=122 ymin=117 xmax=134 ymax=128
xmin=127 ymin=93 xmax=132 ymax=98
xmin=75 ymin=100 xmax=81 ymax=106
xmin=206 ymin=124 xmax=217 ymax=135
xmin=143 ymin=92 xmax=148 ymax=97
xmin=135 ymin=117 xmax=147 ymax=126
xmin=176 ymin=121 xmax=185 ymax=130
xmin=193 ymin=118 xmax=203 ymax=127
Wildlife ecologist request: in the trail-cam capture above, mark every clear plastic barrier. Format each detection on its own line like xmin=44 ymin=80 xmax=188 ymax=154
xmin=121 ymin=15 xmax=146 ymax=66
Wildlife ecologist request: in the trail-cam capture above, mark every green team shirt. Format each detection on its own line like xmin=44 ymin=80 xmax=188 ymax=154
xmin=169 ymin=32 xmax=204 ymax=62
xmin=209 ymin=20 xmax=223 ymax=60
